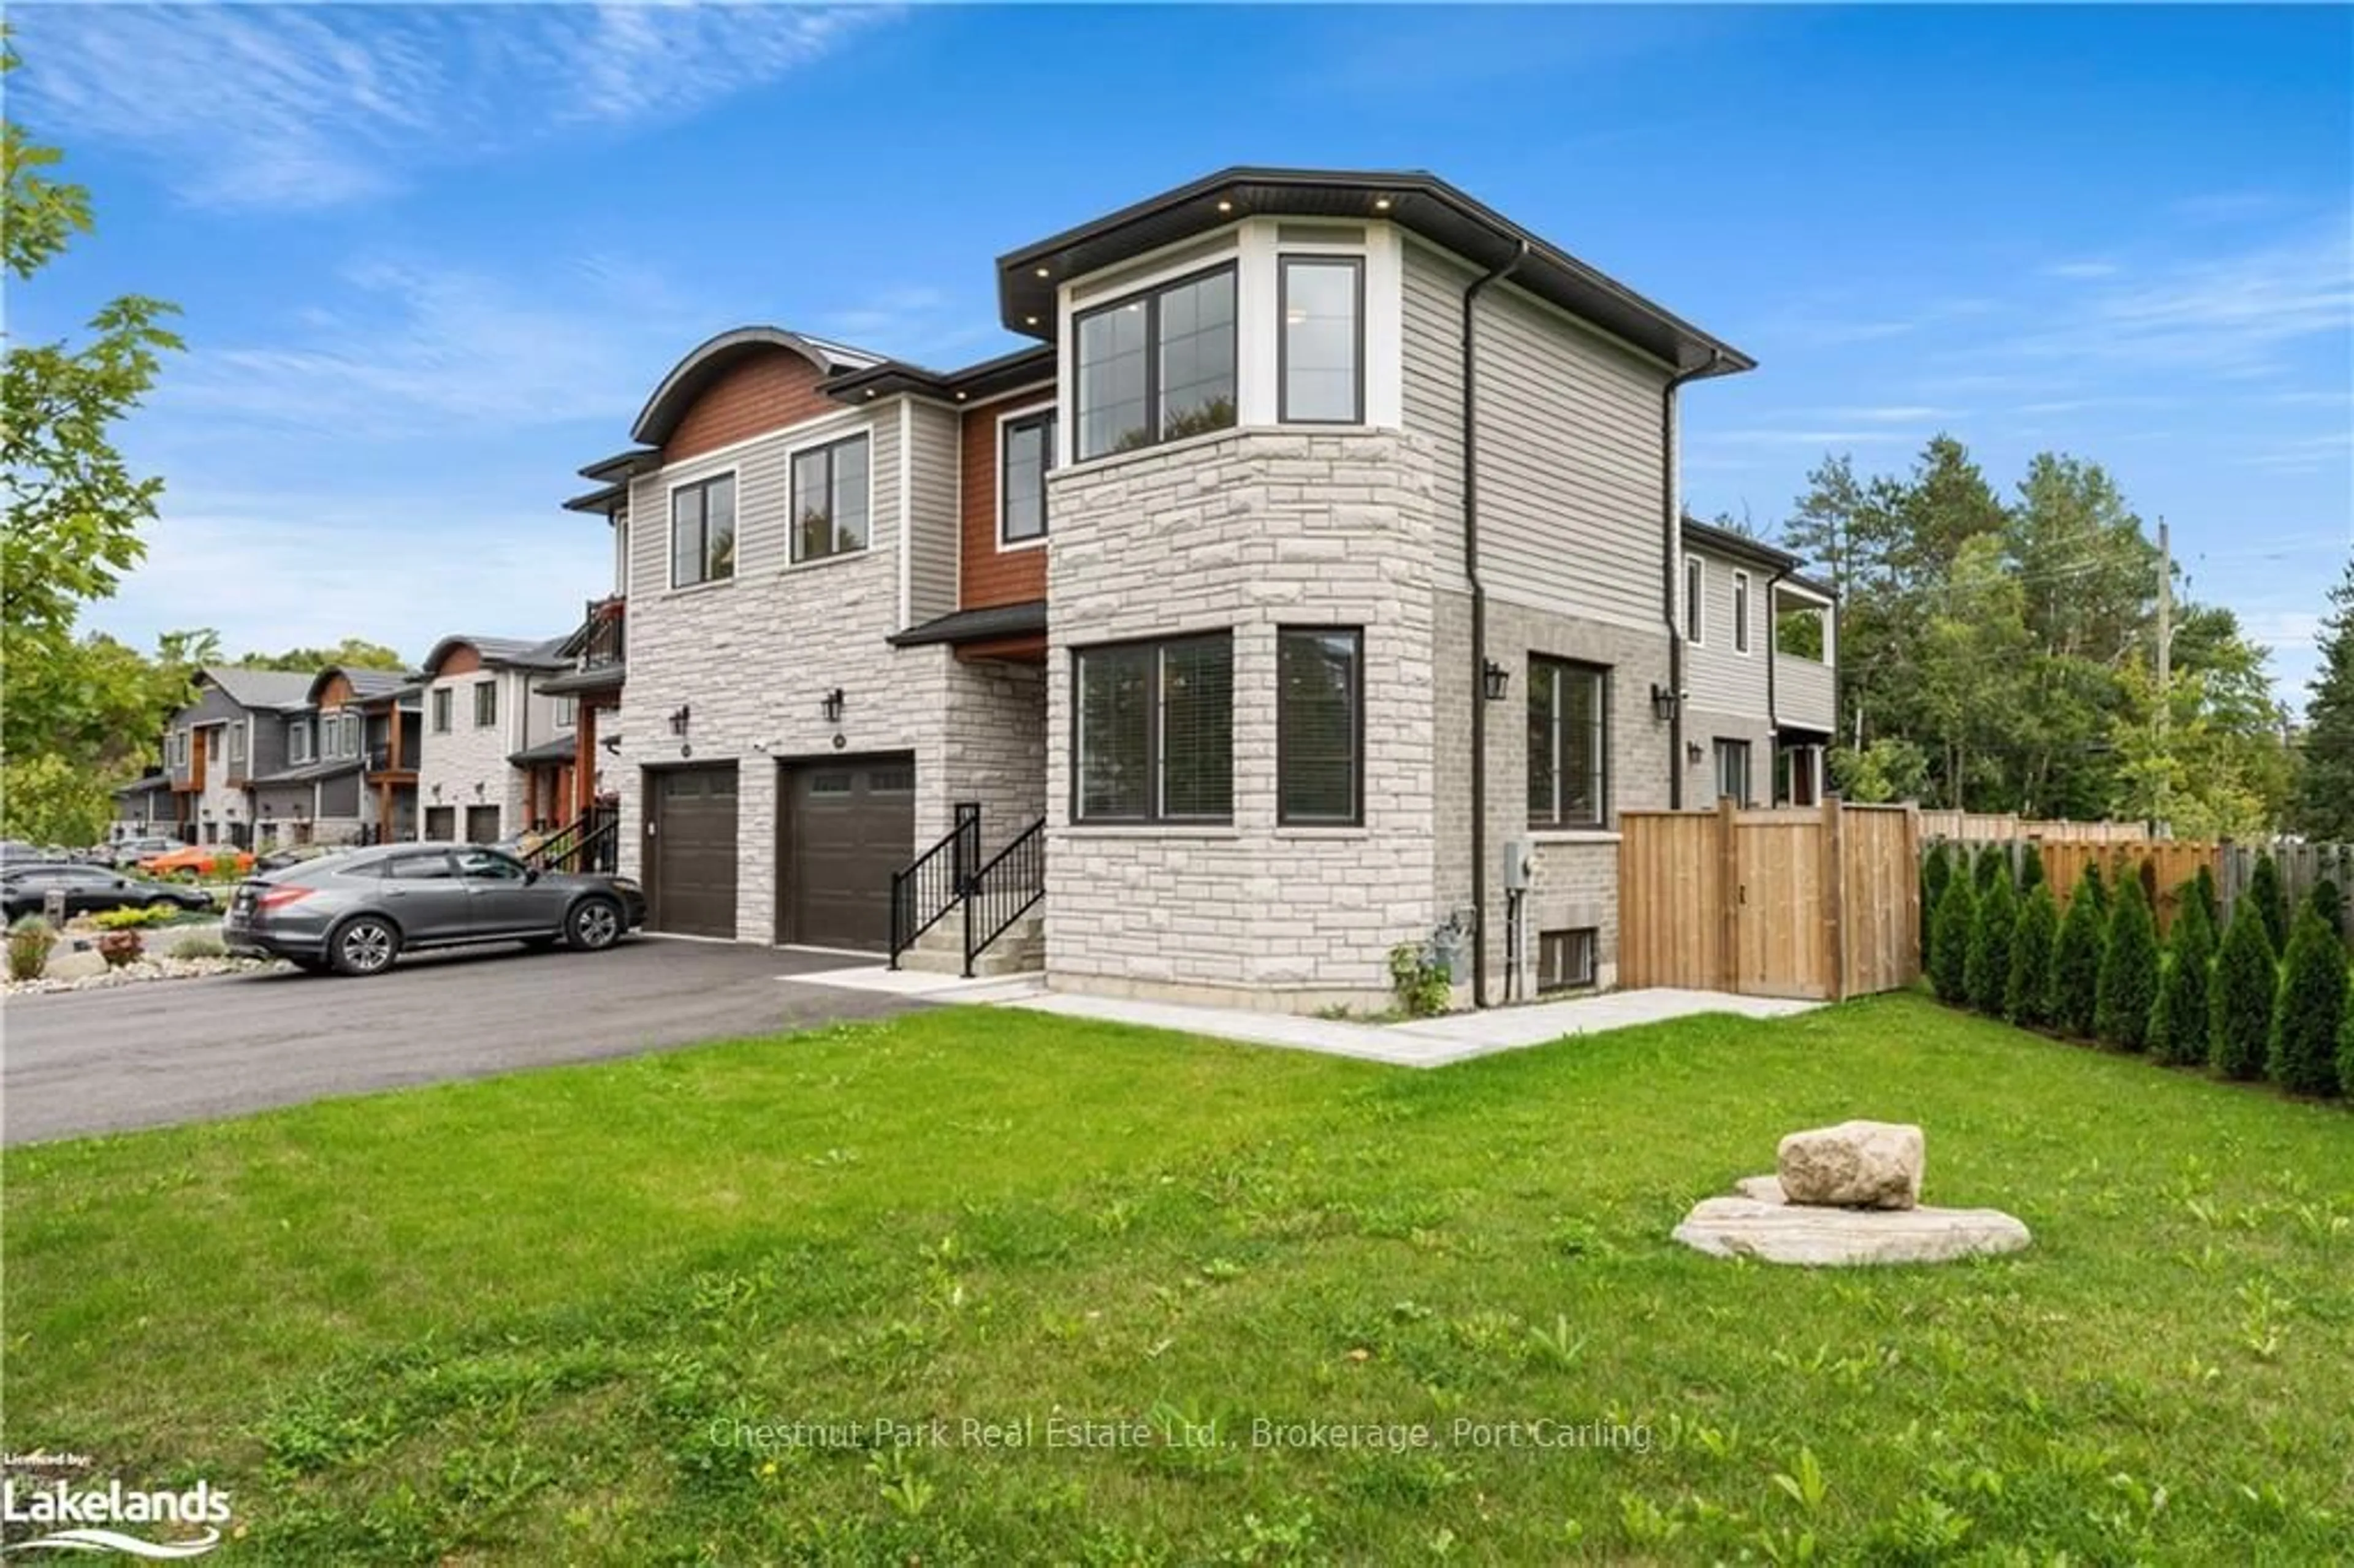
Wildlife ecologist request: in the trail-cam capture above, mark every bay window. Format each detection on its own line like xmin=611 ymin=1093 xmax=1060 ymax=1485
xmin=1528 ymin=657 xmax=1609 ymax=829
xmin=791 ymin=433 xmax=870 ymax=563
xmin=1277 ymin=628 xmax=1363 ymax=824
xmin=1074 ymin=265 xmax=1236 ymax=460
xmin=1279 ymin=256 xmax=1363 ymax=424
xmin=1074 ymin=633 xmax=1233 ymax=823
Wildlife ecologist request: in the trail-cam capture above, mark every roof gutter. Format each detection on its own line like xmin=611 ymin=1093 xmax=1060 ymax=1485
xmin=1465 ymin=237 xmax=1529 ymax=1011
xmin=1661 ymin=348 xmax=1726 ymax=809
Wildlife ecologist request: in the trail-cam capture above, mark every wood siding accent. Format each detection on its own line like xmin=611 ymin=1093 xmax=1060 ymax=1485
xmin=433 ymin=643 xmax=483 ymax=678
xmin=665 ymin=350 xmax=837 ymax=463
xmin=907 ymin=402 xmax=961 ymax=623
xmin=316 ymin=672 xmax=354 ymax=709
xmin=1402 ymin=238 xmax=1670 ymax=634
xmin=958 ymin=387 xmax=1051 ymax=610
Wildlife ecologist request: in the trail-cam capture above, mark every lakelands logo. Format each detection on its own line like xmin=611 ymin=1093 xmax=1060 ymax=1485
xmin=1 ymin=1478 xmax=230 ymax=1558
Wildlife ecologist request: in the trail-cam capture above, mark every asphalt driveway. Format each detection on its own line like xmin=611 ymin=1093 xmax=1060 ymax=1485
xmin=1 ymin=939 xmax=921 ymax=1145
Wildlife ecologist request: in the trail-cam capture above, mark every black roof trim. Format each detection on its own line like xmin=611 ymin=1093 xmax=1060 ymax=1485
xmin=563 ymin=482 xmax=627 ymax=515
xmin=821 ymin=344 xmax=1057 ymax=407
xmin=997 ymin=167 xmax=1752 ymax=377
xmin=536 ymin=663 xmax=625 ymax=696
xmin=249 ymin=759 xmax=364 ymax=787
xmin=1784 ymin=572 xmax=1840 ymax=602
xmin=508 ymin=735 xmax=578 ymax=767
xmin=1680 ymin=516 xmax=1802 ymax=573
xmin=886 ymin=599 xmax=1047 ymax=648
xmin=577 ymin=448 xmax=660 ymax=483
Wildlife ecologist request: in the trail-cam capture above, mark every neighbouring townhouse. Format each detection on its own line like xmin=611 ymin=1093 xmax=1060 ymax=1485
xmin=158 ymin=664 xmax=420 ymax=849
xmin=246 ymin=665 xmax=425 ymax=846
xmin=162 ymin=666 xmax=322 ymax=848
xmin=1676 ymin=517 xmax=1838 ymax=810
xmin=414 ymin=635 xmax=573 ymax=844
xmin=560 ymin=166 xmax=1836 ymax=1011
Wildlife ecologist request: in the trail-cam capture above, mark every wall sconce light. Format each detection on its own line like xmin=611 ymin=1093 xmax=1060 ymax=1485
xmin=1650 ymin=682 xmax=1680 ymax=723
xmin=821 ymin=687 xmax=846 ymax=725
xmin=473 ymin=780 xmax=486 ymax=800
xmin=601 ymin=734 xmax=621 ymax=755
xmin=430 ymin=783 xmax=443 ymax=801
xmin=667 ymin=704 xmax=691 ymax=738
xmin=1686 ymin=740 xmax=1705 ymax=766
xmin=1481 ymin=660 xmax=1509 ymax=702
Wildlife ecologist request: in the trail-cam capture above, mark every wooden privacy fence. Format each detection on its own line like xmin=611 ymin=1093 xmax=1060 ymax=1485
xmin=2034 ymin=840 xmax=2219 ymax=935
xmin=1927 ymin=836 xmax=2354 ymax=941
xmin=1918 ymin=811 xmax=2150 ymax=844
xmin=1620 ymin=797 xmax=1921 ymax=1002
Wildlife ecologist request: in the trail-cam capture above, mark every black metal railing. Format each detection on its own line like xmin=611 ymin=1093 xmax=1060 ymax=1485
xmin=579 ymin=597 xmax=625 ymax=670
xmin=888 ymin=804 xmax=980 ymax=970
xmin=528 ymin=802 xmax=619 ymax=875
xmin=961 ymin=816 xmax=1045 ymax=978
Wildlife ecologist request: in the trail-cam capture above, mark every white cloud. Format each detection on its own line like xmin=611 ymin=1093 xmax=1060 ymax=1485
xmin=2041 ymin=260 xmax=2121 ymax=281
xmin=11 ymin=4 xmax=896 ymax=210
xmin=1822 ymin=405 xmax=1956 ymax=424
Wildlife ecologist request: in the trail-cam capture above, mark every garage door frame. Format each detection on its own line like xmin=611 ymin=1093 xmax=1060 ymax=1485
xmin=644 ymin=761 xmax=741 ymax=939
xmin=774 ymin=751 xmax=916 ymax=951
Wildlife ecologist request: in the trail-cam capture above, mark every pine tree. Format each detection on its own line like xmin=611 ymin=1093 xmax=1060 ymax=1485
xmin=2307 ymin=878 xmax=2344 ymax=945
xmin=2078 ymin=862 xmax=2109 ymax=919
xmin=2095 ymin=874 xmax=2160 ymax=1051
xmin=1966 ymin=873 xmax=2017 ymax=1016
xmin=1921 ymin=843 xmax=1952 ymax=972
xmin=2289 ymin=552 xmax=2354 ymax=840
xmin=2006 ymin=883 xmax=2059 ymax=1026
xmin=2019 ymin=843 xmax=2046 ymax=894
xmin=2190 ymin=864 xmax=2219 ymax=932
xmin=2247 ymin=853 xmax=2288 ymax=953
xmin=2150 ymin=894 xmax=2215 ymax=1067
xmin=1973 ymin=842 xmax=2009 ymax=894
xmin=1931 ymin=877 xmax=1976 ymax=1006
xmin=2048 ymin=882 xmax=2106 ymax=1038
xmin=2209 ymin=904 xmax=2278 ymax=1081
xmin=2268 ymin=910 xmax=2348 ymax=1096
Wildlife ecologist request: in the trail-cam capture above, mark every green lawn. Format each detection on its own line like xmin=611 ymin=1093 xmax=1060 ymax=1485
xmin=4 ymin=995 xmax=2348 ymax=1564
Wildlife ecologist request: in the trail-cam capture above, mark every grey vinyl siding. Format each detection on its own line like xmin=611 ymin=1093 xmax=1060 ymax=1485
xmin=628 ymin=411 xmax=894 ymax=594
xmin=318 ymin=769 xmax=362 ymax=819
xmin=254 ymin=783 xmax=312 ymax=822
xmin=1680 ymin=549 xmax=1769 ymax=719
xmin=906 ymin=402 xmax=961 ymax=624
xmin=251 ymin=712 xmax=293 ymax=778
xmin=1401 ymin=238 xmax=1672 ymax=634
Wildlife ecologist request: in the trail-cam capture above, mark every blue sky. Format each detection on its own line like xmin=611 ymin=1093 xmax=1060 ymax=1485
xmin=13 ymin=4 xmax=2350 ymax=708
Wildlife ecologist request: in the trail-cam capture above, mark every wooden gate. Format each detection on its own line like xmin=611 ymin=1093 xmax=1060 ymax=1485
xmin=1620 ymin=797 xmax=1920 ymax=1002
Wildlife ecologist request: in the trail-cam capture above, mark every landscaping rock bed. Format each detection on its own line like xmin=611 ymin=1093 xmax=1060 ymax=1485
xmin=6 ymin=953 xmax=288 ymax=995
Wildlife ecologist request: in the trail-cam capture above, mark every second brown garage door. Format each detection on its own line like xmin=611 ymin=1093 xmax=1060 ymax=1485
xmin=778 ymin=756 xmax=915 ymax=951
xmin=648 ymin=764 xmax=739 ymax=938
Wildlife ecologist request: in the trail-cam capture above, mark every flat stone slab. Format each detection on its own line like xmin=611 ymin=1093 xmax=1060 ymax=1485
xmin=1674 ymin=1190 xmax=2032 ymax=1266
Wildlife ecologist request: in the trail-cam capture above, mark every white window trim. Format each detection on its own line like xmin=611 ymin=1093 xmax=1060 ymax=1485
xmin=1686 ymin=556 xmax=1706 ymax=647
xmin=554 ymin=695 xmax=577 ymax=731
xmin=666 ymin=466 xmax=742 ymax=592
xmin=1732 ymin=568 xmax=1753 ymax=657
xmin=996 ymin=398 xmax=1057 ymax=553
xmin=473 ymin=679 xmax=498 ymax=730
xmin=783 ymin=426 xmax=877 ymax=573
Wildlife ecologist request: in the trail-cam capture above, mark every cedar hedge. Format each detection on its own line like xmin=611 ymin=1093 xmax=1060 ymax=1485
xmin=2095 ymin=873 xmax=2160 ymax=1052
xmin=2268 ymin=909 xmax=2348 ymax=1097
xmin=2149 ymin=891 xmax=2215 ymax=1068
xmin=2209 ymin=904 xmax=2278 ymax=1082
xmin=1966 ymin=873 xmax=2017 ymax=1017
xmin=2048 ymin=879 xmax=2106 ymax=1038
xmin=2006 ymin=883 xmax=2059 ymax=1027
xmin=1931 ymin=877 xmax=1976 ymax=1007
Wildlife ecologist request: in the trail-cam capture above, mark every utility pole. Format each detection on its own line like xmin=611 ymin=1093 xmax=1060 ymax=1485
xmin=2155 ymin=518 xmax=2172 ymax=834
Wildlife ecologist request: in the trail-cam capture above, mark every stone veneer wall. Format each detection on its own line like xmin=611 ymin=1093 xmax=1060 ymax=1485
xmin=1431 ymin=589 xmax=1675 ymax=995
xmin=1043 ymin=428 xmax=1444 ymax=1012
xmin=939 ymin=659 xmax=1048 ymax=858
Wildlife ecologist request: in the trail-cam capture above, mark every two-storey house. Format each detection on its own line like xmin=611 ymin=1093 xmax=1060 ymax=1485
xmin=1677 ymin=517 xmax=1839 ymax=809
xmin=163 ymin=667 xmax=319 ymax=848
xmin=570 ymin=167 xmax=1832 ymax=1011
xmin=414 ymin=635 xmax=571 ymax=843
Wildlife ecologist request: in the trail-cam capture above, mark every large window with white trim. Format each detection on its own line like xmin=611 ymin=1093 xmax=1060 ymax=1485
xmin=1073 ymin=633 xmax=1233 ymax=823
xmin=1073 ymin=265 xmax=1236 ymax=461
xmin=670 ymin=473 xmax=736 ymax=588
xmin=791 ymin=434 xmax=870 ymax=563
xmin=1279 ymin=256 xmax=1363 ymax=424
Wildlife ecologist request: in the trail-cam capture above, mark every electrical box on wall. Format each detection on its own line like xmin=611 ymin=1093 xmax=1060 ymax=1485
xmin=1503 ymin=838 xmax=1535 ymax=891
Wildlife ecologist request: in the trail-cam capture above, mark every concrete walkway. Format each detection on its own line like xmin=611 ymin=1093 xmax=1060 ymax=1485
xmin=790 ymin=962 xmax=1819 ymax=1068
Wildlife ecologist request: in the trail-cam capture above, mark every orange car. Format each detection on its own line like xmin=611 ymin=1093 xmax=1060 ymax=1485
xmin=139 ymin=845 xmax=255 ymax=877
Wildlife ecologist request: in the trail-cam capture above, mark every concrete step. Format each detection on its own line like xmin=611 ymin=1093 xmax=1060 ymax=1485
xmin=901 ymin=910 xmax=1042 ymax=978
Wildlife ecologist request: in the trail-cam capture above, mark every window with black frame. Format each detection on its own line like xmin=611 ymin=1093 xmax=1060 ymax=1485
xmin=1073 ymin=633 xmax=1233 ymax=823
xmin=1001 ymin=410 xmax=1054 ymax=544
xmin=792 ymin=435 xmax=870 ymax=563
xmin=1528 ymin=657 xmax=1608 ymax=829
xmin=670 ymin=473 xmax=736 ymax=587
xmin=1277 ymin=628 xmax=1362 ymax=824
xmin=1279 ymin=256 xmax=1363 ymax=424
xmin=1073 ymin=267 xmax=1236 ymax=460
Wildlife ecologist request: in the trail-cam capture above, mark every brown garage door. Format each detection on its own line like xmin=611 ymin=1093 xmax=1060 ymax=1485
xmin=464 ymin=804 xmax=501 ymax=843
xmin=424 ymin=805 xmax=455 ymax=842
xmin=649 ymin=765 xmax=738 ymax=938
xmin=779 ymin=756 xmax=915 ymax=951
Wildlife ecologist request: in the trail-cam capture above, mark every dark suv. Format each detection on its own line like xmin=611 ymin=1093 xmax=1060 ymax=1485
xmin=224 ymin=845 xmax=646 ymax=976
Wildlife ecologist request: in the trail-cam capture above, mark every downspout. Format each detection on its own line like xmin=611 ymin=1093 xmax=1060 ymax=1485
xmin=1661 ymin=349 xmax=1726 ymax=809
xmin=1465 ymin=238 xmax=1529 ymax=1011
